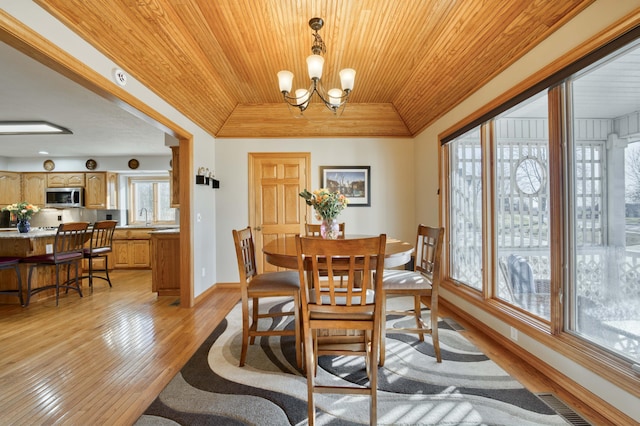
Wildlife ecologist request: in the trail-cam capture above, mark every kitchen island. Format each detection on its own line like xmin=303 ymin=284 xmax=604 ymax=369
xmin=0 ymin=229 xmax=66 ymax=304
xmin=149 ymin=228 xmax=180 ymax=296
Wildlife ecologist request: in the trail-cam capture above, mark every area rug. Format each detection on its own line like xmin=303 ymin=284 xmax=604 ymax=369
xmin=136 ymin=298 xmax=569 ymax=425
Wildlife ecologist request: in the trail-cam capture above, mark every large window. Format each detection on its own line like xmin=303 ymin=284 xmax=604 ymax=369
xmin=495 ymin=93 xmax=551 ymax=320
xmin=448 ymin=127 xmax=483 ymax=290
xmin=128 ymin=176 xmax=176 ymax=226
xmin=443 ymin=34 xmax=640 ymax=365
xmin=567 ymin=41 xmax=640 ymax=362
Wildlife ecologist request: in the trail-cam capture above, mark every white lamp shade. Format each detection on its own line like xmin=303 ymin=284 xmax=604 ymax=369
xmin=277 ymin=70 xmax=294 ymax=93
xmin=306 ymin=55 xmax=324 ymax=80
xmin=295 ymin=89 xmax=310 ymax=108
xmin=328 ymin=88 xmax=343 ymax=107
xmin=339 ymin=68 xmax=356 ymax=91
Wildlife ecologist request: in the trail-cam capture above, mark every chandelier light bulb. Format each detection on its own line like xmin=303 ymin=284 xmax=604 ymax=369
xmin=339 ymin=68 xmax=356 ymax=91
xmin=295 ymin=89 xmax=310 ymax=109
xmin=278 ymin=70 xmax=294 ymax=93
xmin=306 ymin=55 xmax=324 ymax=80
xmin=328 ymin=88 xmax=343 ymax=107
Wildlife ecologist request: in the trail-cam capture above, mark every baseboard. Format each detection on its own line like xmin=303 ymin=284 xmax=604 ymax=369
xmin=194 ymin=282 xmax=238 ymax=306
xmin=440 ymin=297 xmax=634 ymax=426
xmin=214 ymin=282 xmax=240 ymax=289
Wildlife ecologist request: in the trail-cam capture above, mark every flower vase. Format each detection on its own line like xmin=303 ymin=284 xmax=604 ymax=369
xmin=17 ymin=219 xmax=30 ymax=233
xmin=321 ymin=218 xmax=340 ymax=239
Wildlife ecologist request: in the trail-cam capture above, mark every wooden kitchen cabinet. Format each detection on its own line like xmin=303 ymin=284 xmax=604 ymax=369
xmin=0 ymin=171 xmax=21 ymax=206
xmin=21 ymin=173 xmax=47 ymax=206
xmin=106 ymin=172 xmax=118 ymax=209
xmin=150 ymin=230 xmax=180 ymax=296
xmin=85 ymin=172 xmax=107 ymax=209
xmin=47 ymin=172 xmax=85 ymax=187
xmin=85 ymin=172 xmax=106 ymax=208
xmin=112 ymin=228 xmax=151 ymax=269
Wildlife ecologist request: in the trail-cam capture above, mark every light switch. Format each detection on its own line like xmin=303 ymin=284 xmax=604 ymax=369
xmin=197 ymin=213 xmax=202 ymax=222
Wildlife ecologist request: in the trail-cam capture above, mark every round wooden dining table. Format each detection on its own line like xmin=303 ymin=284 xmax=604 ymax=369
xmin=262 ymin=234 xmax=414 ymax=270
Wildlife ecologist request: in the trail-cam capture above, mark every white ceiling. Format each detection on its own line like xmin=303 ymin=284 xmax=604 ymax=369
xmin=0 ymin=42 xmax=169 ymax=159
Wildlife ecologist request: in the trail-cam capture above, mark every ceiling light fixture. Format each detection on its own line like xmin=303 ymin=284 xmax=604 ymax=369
xmin=0 ymin=121 xmax=72 ymax=135
xmin=277 ymin=17 xmax=355 ymax=115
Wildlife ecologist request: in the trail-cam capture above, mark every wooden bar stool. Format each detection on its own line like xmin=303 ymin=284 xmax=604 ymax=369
xmin=22 ymin=222 xmax=90 ymax=306
xmin=0 ymin=256 xmax=24 ymax=306
xmin=82 ymin=220 xmax=117 ymax=290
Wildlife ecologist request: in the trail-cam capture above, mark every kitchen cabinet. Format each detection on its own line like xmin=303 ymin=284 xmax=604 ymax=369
xmin=106 ymin=172 xmax=118 ymax=209
xmin=170 ymin=146 xmax=179 ymax=208
xmin=21 ymin=173 xmax=47 ymax=206
xmin=112 ymin=228 xmax=150 ymax=269
xmin=47 ymin=172 xmax=85 ymax=187
xmin=85 ymin=172 xmax=107 ymax=209
xmin=0 ymin=172 xmax=21 ymax=206
xmin=150 ymin=230 xmax=180 ymax=296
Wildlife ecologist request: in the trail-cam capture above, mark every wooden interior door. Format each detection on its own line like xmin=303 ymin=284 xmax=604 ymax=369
xmin=249 ymin=153 xmax=310 ymax=273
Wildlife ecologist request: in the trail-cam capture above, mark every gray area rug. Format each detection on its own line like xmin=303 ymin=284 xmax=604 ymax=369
xmin=136 ymin=298 xmax=569 ymax=425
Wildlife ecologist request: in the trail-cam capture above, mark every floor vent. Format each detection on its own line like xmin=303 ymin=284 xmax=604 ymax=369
xmin=443 ymin=317 xmax=465 ymax=331
xmin=536 ymin=393 xmax=592 ymax=426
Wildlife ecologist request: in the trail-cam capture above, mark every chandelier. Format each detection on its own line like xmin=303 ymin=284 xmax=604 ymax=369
xmin=277 ymin=17 xmax=355 ymax=115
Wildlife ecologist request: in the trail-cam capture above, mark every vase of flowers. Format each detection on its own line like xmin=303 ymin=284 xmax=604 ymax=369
xmin=320 ymin=218 xmax=340 ymax=240
xmin=3 ymin=202 xmax=40 ymax=233
xmin=299 ymin=189 xmax=348 ymax=239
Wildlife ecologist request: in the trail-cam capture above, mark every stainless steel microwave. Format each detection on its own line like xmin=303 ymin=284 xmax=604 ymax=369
xmin=45 ymin=187 xmax=84 ymax=208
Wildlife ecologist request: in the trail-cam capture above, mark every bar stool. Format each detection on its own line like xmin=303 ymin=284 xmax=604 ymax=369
xmin=0 ymin=256 xmax=24 ymax=306
xmin=82 ymin=220 xmax=117 ymax=290
xmin=22 ymin=222 xmax=90 ymax=306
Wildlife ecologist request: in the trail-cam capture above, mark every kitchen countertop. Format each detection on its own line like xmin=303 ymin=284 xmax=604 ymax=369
xmin=0 ymin=225 xmax=179 ymax=238
xmin=148 ymin=228 xmax=180 ymax=234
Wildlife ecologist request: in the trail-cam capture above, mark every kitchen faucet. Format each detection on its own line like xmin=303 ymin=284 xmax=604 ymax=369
xmin=139 ymin=208 xmax=150 ymax=226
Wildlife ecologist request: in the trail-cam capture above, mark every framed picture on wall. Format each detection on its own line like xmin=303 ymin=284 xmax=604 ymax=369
xmin=320 ymin=166 xmax=371 ymax=207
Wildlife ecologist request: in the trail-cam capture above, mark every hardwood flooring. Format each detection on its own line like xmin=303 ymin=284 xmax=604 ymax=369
xmin=0 ymin=270 xmax=237 ymax=425
xmin=0 ymin=269 xmax=609 ymax=425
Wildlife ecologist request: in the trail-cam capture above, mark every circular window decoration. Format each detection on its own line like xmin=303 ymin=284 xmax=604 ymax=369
xmin=514 ymin=157 xmax=545 ymax=195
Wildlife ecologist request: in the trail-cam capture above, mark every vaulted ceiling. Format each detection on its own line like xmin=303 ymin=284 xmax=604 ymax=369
xmin=34 ymin=0 xmax=593 ymax=139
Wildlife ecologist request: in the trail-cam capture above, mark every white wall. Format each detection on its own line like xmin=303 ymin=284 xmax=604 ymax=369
xmin=414 ymin=0 xmax=640 ymax=420
xmin=1 ymin=1 xmax=217 ymax=298
xmin=214 ymin=137 xmax=417 ymax=282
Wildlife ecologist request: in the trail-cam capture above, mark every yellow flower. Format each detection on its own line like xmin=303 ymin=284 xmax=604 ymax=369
xmin=299 ymin=189 xmax=348 ymax=220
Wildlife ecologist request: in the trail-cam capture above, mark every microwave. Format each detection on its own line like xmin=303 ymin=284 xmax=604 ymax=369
xmin=45 ymin=187 xmax=84 ymax=208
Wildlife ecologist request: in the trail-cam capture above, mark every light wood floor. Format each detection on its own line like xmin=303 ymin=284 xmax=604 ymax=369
xmin=0 ymin=270 xmax=609 ymax=425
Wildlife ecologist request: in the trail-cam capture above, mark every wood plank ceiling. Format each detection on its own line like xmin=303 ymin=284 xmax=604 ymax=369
xmin=34 ymin=0 xmax=593 ymax=139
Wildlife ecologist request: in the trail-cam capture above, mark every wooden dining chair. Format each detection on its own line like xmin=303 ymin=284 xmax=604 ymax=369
xmin=232 ymin=226 xmax=302 ymax=369
xmin=379 ymin=225 xmax=444 ymax=366
xmin=22 ymin=222 xmax=90 ymax=306
xmin=305 ymin=222 xmax=345 ymax=237
xmin=82 ymin=220 xmax=117 ymax=290
xmin=295 ymin=234 xmax=386 ymax=426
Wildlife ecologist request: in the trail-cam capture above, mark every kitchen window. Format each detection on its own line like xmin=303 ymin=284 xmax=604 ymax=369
xmin=128 ymin=176 xmax=176 ymax=226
